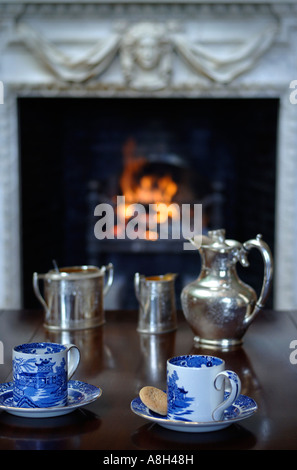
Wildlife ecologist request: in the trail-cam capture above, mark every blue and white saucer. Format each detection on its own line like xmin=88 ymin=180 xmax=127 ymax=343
xmin=131 ymin=393 xmax=257 ymax=433
xmin=0 ymin=380 xmax=102 ymax=418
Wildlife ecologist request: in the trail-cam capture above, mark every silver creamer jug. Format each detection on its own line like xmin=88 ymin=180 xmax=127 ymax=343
xmin=181 ymin=229 xmax=273 ymax=348
xmin=134 ymin=273 xmax=178 ymax=334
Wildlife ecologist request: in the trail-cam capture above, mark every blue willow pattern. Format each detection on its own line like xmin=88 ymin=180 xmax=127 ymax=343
xmin=167 ymin=369 xmax=195 ymax=421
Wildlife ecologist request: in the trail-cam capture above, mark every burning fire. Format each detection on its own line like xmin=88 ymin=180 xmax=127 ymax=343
xmin=117 ymin=138 xmax=180 ymax=239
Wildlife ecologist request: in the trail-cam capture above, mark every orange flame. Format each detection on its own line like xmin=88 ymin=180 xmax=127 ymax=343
xmin=118 ymin=138 xmax=180 ymax=239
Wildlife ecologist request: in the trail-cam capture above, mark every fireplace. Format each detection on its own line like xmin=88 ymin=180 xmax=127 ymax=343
xmin=19 ymin=96 xmax=277 ymax=309
xmin=1 ymin=1 xmax=297 ymax=311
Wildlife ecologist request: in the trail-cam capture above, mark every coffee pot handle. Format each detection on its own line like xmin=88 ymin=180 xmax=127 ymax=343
xmin=32 ymin=272 xmax=50 ymax=314
xmin=103 ymin=263 xmax=114 ymax=295
xmin=242 ymin=234 xmax=273 ymax=327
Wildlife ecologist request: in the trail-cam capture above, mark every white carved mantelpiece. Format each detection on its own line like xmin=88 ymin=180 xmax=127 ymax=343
xmin=1 ymin=1 xmax=297 ymax=309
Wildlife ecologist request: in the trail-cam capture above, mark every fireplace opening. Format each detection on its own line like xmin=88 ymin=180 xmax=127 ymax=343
xmin=19 ymin=97 xmax=278 ymax=310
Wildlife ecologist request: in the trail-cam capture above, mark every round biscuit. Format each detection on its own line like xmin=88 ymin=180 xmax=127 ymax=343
xmin=139 ymin=386 xmax=167 ymax=416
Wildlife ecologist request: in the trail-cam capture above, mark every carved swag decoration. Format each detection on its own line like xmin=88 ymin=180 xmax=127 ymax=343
xmin=16 ymin=19 xmax=278 ymax=89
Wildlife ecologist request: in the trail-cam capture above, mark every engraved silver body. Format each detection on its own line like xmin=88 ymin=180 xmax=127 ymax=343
xmin=181 ymin=229 xmax=273 ymax=348
xmin=134 ymin=273 xmax=177 ymax=334
xmin=33 ymin=264 xmax=113 ymax=330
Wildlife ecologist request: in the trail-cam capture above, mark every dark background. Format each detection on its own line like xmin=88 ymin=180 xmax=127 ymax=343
xmin=18 ymin=97 xmax=278 ymax=309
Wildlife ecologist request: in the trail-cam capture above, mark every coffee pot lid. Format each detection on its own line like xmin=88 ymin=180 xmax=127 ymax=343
xmin=201 ymin=229 xmax=242 ymax=253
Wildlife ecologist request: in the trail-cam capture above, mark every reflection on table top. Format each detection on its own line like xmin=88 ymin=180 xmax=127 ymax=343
xmin=0 ymin=308 xmax=296 ymax=451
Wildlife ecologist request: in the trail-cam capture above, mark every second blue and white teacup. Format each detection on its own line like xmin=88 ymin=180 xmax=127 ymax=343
xmin=12 ymin=342 xmax=80 ymax=408
xmin=167 ymin=355 xmax=241 ymax=422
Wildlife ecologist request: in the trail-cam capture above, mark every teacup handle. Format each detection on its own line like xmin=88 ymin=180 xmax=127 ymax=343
xmin=134 ymin=273 xmax=146 ymax=310
xmin=212 ymin=370 xmax=241 ymax=421
xmin=103 ymin=263 xmax=114 ymax=296
xmin=64 ymin=344 xmax=80 ymax=380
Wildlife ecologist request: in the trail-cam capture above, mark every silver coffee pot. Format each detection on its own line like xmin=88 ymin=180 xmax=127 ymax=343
xmin=181 ymin=229 xmax=273 ymax=348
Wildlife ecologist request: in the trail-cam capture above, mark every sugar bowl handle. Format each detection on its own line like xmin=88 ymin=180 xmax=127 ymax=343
xmin=242 ymin=234 xmax=273 ymax=327
xmin=102 ymin=263 xmax=114 ymax=295
xmin=32 ymin=272 xmax=50 ymax=314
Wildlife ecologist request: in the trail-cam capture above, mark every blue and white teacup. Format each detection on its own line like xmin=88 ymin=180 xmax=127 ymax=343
xmin=167 ymin=355 xmax=241 ymax=422
xmin=12 ymin=342 xmax=80 ymax=408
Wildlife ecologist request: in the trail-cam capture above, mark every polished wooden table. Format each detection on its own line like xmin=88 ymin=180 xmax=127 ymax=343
xmin=0 ymin=308 xmax=297 ymax=453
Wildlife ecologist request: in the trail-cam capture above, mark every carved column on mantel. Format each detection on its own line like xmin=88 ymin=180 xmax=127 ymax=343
xmin=0 ymin=14 xmax=21 ymax=309
xmin=274 ymin=93 xmax=297 ymax=310
xmin=0 ymin=92 xmax=21 ymax=309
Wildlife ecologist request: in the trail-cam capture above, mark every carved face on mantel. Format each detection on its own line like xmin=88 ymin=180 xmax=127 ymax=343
xmin=134 ymin=35 xmax=161 ymax=70
xmin=120 ymin=22 xmax=172 ymax=90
